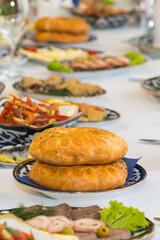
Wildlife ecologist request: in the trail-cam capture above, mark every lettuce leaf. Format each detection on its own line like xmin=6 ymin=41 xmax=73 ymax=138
xmin=99 ymin=201 xmax=150 ymax=233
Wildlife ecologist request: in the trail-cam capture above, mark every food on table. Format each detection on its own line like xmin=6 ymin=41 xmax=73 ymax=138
xmin=34 ymin=17 xmax=90 ymax=43
xmin=47 ymin=60 xmax=73 ymax=72
xmin=28 ymin=127 xmax=128 ymax=191
xmin=0 ymin=222 xmax=35 ymax=240
xmin=0 ymin=94 xmax=78 ymax=127
xmin=10 ymin=201 xmax=150 ymax=239
xmin=29 ymin=160 xmax=127 ymax=192
xmin=76 ymin=0 xmax=131 ymax=18
xmin=125 ymin=51 xmax=145 ymax=65
xmin=43 ymin=99 xmax=110 ymax=122
xmin=0 ymin=154 xmax=30 ymax=164
xmin=0 ymin=145 xmax=31 ymax=165
xmin=20 ymin=75 xmax=105 ymax=97
xmin=19 ymin=46 xmax=89 ymax=62
xmin=99 ymin=201 xmax=150 ymax=233
xmin=47 ymin=52 xmax=145 ymax=72
xmin=21 ymin=77 xmax=44 ymax=91
xmin=48 ymin=55 xmax=131 ymax=72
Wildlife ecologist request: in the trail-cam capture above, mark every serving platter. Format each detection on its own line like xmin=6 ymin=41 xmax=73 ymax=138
xmin=71 ymin=8 xmax=136 ymax=29
xmin=13 ymin=81 xmax=106 ymax=98
xmin=13 ymin=159 xmax=147 ymax=202
xmin=0 ymin=207 xmax=155 ymax=240
xmin=141 ymin=76 xmax=160 ymax=96
xmin=18 ymin=46 xmax=102 ymax=65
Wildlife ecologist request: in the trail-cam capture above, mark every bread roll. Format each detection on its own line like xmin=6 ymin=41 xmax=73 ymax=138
xmin=34 ymin=31 xmax=89 ymax=43
xmin=35 ymin=17 xmax=90 ymax=34
xmin=28 ymin=160 xmax=127 ymax=192
xmin=29 ymin=127 xmax=128 ymax=165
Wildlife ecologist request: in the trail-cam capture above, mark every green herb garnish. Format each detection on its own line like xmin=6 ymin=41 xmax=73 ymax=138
xmin=41 ymin=88 xmax=70 ymax=96
xmin=6 ymin=227 xmax=20 ymax=236
xmin=12 ymin=156 xmax=17 ymax=161
xmin=103 ymin=0 xmax=114 ymax=4
xmin=12 ymin=204 xmax=56 ymax=221
xmin=99 ymin=201 xmax=150 ymax=233
xmin=125 ymin=51 xmax=145 ymax=65
xmin=48 ymin=60 xmax=73 ymax=72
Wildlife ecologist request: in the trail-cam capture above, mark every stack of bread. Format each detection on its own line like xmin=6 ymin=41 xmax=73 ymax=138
xmin=29 ymin=127 xmax=128 ymax=192
xmin=34 ymin=17 xmax=90 ymax=43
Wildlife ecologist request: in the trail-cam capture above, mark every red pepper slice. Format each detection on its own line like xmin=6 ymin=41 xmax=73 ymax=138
xmin=13 ymin=110 xmax=35 ymax=125
xmin=86 ymin=50 xmax=99 ymax=55
xmin=38 ymin=114 xmax=69 ymax=121
xmin=0 ymin=226 xmax=2 ymax=239
xmin=0 ymin=102 xmax=13 ymax=122
xmin=26 ymin=46 xmax=38 ymax=52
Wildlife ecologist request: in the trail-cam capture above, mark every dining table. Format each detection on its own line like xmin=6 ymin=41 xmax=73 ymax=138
xmin=0 ymin=23 xmax=160 ymax=239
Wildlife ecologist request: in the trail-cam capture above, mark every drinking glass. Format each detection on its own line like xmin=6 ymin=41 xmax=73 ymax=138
xmin=0 ymin=0 xmax=29 ymax=80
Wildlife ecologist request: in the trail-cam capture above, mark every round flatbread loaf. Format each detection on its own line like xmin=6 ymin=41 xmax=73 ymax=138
xmin=34 ymin=31 xmax=89 ymax=43
xmin=29 ymin=127 xmax=128 ymax=165
xmin=28 ymin=160 xmax=128 ymax=192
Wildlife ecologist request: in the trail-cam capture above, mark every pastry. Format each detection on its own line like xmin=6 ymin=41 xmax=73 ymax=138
xmin=21 ymin=77 xmax=44 ymax=92
xmin=28 ymin=159 xmax=127 ymax=192
xmin=29 ymin=127 xmax=128 ymax=165
xmin=35 ymin=17 xmax=90 ymax=34
xmin=34 ymin=31 xmax=89 ymax=43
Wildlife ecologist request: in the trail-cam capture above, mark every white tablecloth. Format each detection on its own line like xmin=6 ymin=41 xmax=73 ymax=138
xmin=0 ymin=26 xmax=160 ymax=239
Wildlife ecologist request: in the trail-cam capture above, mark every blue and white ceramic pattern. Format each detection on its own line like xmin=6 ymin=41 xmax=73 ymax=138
xmin=141 ymin=77 xmax=160 ymax=94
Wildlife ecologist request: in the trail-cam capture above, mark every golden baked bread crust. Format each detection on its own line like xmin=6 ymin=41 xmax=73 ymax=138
xmin=35 ymin=17 xmax=90 ymax=34
xmin=34 ymin=31 xmax=89 ymax=43
xmin=28 ymin=160 xmax=127 ymax=192
xmin=29 ymin=127 xmax=128 ymax=165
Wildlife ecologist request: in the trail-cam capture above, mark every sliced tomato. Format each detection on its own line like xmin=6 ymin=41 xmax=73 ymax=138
xmin=86 ymin=50 xmax=99 ymax=55
xmin=26 ymin=46 xmax=38 ymax=52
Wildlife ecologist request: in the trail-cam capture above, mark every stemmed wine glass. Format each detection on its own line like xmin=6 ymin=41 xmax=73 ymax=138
xmin=0 ymin=0 xmax=29 ymax=80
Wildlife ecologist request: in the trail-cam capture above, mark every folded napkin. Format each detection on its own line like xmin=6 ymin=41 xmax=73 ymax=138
xmin=16 ymin=157 xmax=142 ymax=191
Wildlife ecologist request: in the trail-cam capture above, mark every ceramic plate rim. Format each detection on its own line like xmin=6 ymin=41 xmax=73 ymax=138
xmin=141 ymin=77 xmax=160 ymax=95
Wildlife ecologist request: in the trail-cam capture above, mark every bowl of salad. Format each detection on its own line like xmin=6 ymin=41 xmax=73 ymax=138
xmin=0 ymin=94 xmax=83 ymax=148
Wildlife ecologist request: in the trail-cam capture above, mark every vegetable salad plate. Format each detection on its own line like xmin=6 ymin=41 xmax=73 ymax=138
xmin=141 ymin=76 xmax=160 ymax=96
xmin=0 ymin=95 xmax=83 ymax=148
xmin=13 ymin=158 xmax=147 ymax=203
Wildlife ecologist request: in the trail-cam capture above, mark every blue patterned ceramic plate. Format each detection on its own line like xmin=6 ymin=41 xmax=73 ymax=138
xmin=71 ymin=9 xmax=136 ymax=29
xmin=13 ymin=159 xmax=147 ymax=201
xmin=141 ymin=76 xmax=160 ymax=96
